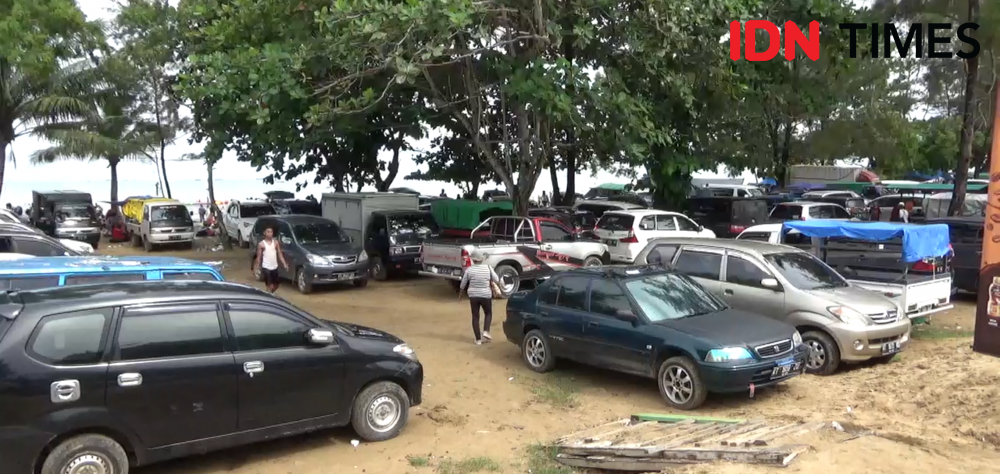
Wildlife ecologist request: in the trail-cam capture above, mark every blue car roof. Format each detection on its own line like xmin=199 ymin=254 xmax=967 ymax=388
xmin=0 ymin=256 xmax=222 ymax=275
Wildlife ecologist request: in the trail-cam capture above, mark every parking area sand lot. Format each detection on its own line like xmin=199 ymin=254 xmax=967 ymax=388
xmin=104 ymin=241 xmax=1000 ymax=474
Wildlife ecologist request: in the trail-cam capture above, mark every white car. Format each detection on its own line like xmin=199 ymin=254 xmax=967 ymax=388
xmin=0 ymin=221 xmax=94 ymax=254
xmin=223 ymin=199 xmax=276 ymax=248
xmin=735 ymin=223 xmax=809 ymax=245
xmin=704 ymin=184 xmax=764 ymax=197
xmin=769 ymin=201 xmax=852 ymax=221
xmin=594 ymin=209 xmax=715 ymax=263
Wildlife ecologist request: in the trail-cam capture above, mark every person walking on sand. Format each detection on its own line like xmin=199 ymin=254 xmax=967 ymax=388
xmin=198 ymin=204 xmax=207 ymax=223
xmin=253 ymin=226 xmax=289 ymax=293
xmin=460 ymin=250 xmax=500 ymax=345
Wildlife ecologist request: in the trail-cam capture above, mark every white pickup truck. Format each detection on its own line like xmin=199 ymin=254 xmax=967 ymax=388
xmin=419 ymin=216 xmax=609 ymax=296
xmin=123 ymin=198 xmax=196 ymax=251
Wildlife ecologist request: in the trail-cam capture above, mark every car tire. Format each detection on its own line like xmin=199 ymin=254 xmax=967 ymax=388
xmin=239 ymin=232 xmax=249 ymax=249
xmin=371 ymin=256 xmax=389 ymax=281
xmin=657 ymin=356 xmax=708 ymax=410
xmin=582 ymin=256 xmax=603 ymax=267
xmin=41 ymin=434 xmax=130 ymax=474
xmin=296 ymin=268 xmax=314 ymax=294
xmin=130 ymin=232 xmax=141 ymax=247
xmin=142 ymin=237 xmax=152 ymax=252
xmin=802 ymin=330 xmax=841 ymax=375
xmin=521 ymin=329 xmax=556 ymax=373
xmin=354 ymin=277 xmax=369 ymax=288
xmin=494 ymin=264 xmax=520 ymax=296
xmin=350 ymin=381 xmax=410 ymax=442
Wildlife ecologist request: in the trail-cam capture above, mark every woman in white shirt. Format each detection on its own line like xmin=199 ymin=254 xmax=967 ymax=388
xmin=460 ymin=250 xmax=500 ymax=345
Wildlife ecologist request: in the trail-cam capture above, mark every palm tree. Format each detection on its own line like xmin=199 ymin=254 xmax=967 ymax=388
xmin=30 ymin=93 xmax=158 ymax=208
xmin=0 ymin=58 xmax=98 ymax=197
xmin=182 ymin=149 xmax=231 ymax=250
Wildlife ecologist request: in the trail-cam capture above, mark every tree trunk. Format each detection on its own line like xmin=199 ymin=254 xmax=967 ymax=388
xmin=109 ymin=157 xmax=120 ymax=207
xmin=560 ymin=0 xmax=577 ymax=207
xmin=207 ymin=159 xmax=231 ymax=250
xmin=948 ymin=0 xmax=980 ymax=216
xmin=548 ymin=160 xmax=561 ymax=205
xmin=0 ymin=140 xmax=7 ymax=200
xmin=377 ymin=133 xmax=403 ymax=192
xmin=159 ymin=140 xmax=172 ymax=198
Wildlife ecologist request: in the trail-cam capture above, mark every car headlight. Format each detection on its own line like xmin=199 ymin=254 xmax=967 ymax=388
xmin=792 ymin=331 xmax=803 ymax=346
xmin=705 ymin=347 xmax=754 ymax=363
xmin=307 ymin=254 xmax=328 ymax=265
xmin=390 ymin=246 xmax=404 ymax=255
xmin=359 ymin=250 xmax=369 ymax=261
xmin=828 ymin=306 xmax=870 ymax=327
xmin=393 ymin=343 xmax=417 ymax=361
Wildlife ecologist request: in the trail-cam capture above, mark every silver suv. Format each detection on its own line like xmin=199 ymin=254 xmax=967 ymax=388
xmin=634 ymin=238 xmax=910 ymax=375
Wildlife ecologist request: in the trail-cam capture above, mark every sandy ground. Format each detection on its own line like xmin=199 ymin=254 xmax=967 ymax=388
xmin=101 ymin=239 xmax=1000 ymax=474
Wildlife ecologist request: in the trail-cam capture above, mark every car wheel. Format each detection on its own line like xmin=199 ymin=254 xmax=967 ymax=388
xmin=354 ymin=277 xmax=369 ymax=288
xmin=494 ymin=264 xmax=520 ymax=296
xmin=239 ymin=232 xmax=249 ymax=249
xmin=371 ymin=256 xmax=389 ymax=281
xmin=41 ymin=434 xmax=129 ymax=474
xmin=583 ymin=256 xmax=603 ymax=267
xmin=142 ymin=237 xmax=152 ymax=252
xmin=130 ymin=232 xmax=141 ymax=247
xmin=296 ymin=268 xmax=314 ymax=294
xmin=802 ymin=330 xmax=841 ymax=375
xmin=657 ymin=356 xmax=708 ymax=410
xmin=350 ymin=381 xmax=410 ymax=442
xmin=521 ymin=329 xmax=556 ymax=373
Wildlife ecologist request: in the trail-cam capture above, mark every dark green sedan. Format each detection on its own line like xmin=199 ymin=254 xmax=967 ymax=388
xmin=502 ymin=265 xmax=808 ymax=409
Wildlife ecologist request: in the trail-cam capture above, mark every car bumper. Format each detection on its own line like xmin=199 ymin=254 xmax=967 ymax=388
xmin=387 ymin=254 xmax=422 ymax=272
xmin=419 ymin=264 xmax=464 ymax=280
xmin=828 ymin=318 xmax=911 ymax=362
xmin=405 ymin=360 xmax=424 ymax=406
xmin=307 ymin=261 xmax=368 ymax=283
xmin=55 ymin=230 xmax=100 ymax=245
xmin=699 ymin=345 xmax=809 ymax=394
xmin=0 ymin=425 xmax=53 ymax=473
xmin=605 ymin=243 xmax=640 ymax=263
xmin=147 ymin=232 xmax=196 ymax=244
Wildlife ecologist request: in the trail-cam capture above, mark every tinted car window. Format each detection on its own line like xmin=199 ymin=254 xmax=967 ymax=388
xmin=674 ymin=250 xmax=722 ymax=280
xmin=737 ymin=231 xmax=771 ymax=242
xmin=14 ymin=238 xmax=65 ymax=256
xmin=765 ymin=252 xmax=848 ymax=290
xmin=769 ymin=205 xmax=802 ymax=220
xmin=540 ymin=222 xmax=571 ymax=241
xmin=0 ymin=276 xmax=61 ymax=290
xmin=655 ymin=215 xmax=676 ymax=231
xmin=162 ymin=272 xmax=218 ymax=281
xmin=596 ymin=214 xmax=633 ymax=231
xmin=293 ymin=221 xmax=349 ymax=244
xmin=229 ymin=308 xmax=311 ymax=351
xmin=831 ymin=206 xmax=851 ymax=218
xmin=555 ymin=277 xmax=589 ymax=311
xmin=589 ymin=279 xmax=633 ymax=317
xmin=808 ymin=206 xmax=828 ymax=218
xmin=65 ymin=273 xmax=146 ymax=286
xmin=676 ymin=216 xmax=700 ymax=231
xmin=625 ymin=274 xmax=726 ymax=321
xmin=538 ymin=280 xmax=560 ymax=305
xmin=116 ymin=306 xmax=224 ymax=361
xmin=239 ymin=204 xmax=276 ymax=218
xmin=645 ymin=244 xmax=679 ymax=265
xmin=725 ymin=256 xmax=770 ymax=288
xmin=29 ymin=309 xmax=111 ymax=365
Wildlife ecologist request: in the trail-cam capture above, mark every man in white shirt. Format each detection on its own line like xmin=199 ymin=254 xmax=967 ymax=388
xmin=897 ymin=202 xmax=909 ymax=223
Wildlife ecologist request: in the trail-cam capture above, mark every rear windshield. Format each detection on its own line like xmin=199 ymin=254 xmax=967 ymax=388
xmin=240 ymin=204 xmax=276 ymax=218
xmin=151 ymin=205 xmax=191 ymax=222
xmin=597 ymin=214 xmax=634 ymax=231
xmin=769 ymin=205 xmax=802 ymax=220
xmin=574 ymin=213 xmax=597 ymax=228
xmin=732 ymin=200 xmax=768 ymax=223
xmin=737 ymin=231 xmax=771 ymax=242
xmin=844 ymin=198 xmax=866 ymax=209
xmin=284 ymin=201 xmax=321 ymax=215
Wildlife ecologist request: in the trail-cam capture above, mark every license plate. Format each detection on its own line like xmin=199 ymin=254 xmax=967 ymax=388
xmin=452 ymin=269 xmax=463 ymax=276
xmin=168 ymin=235 xmax=182 ymax=241
xmin=427 ymin=265 xmax=437 ymax=273
xmin=73 ymin=235 xmax=88 ymax=241
xmin=604 ymin=239 xmax=618 ymax=247
xmin=881 ymin=341 xmax=901 ymax=355
xmin=337 ymin=272 xmax=355 ymax=281
xmin=770 ymin=357 xmax=800 ymax=379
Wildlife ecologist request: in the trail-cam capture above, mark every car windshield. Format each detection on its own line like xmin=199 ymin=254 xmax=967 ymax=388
xmin=240 ymin=204 xmax=275 ymax=218
xmin=55 ymin=204 xmax=96 ymax=220
xmin=293 ymin=222 xmax=349 ymax=244
xmin=745 ymin=188 xmax=764 ymax=196
xmin=389 ymin=214 xmax=440 ymax=235
xmin=285 ymin=201 xmax=321 ymax=215
xmin=151 ymin=205 xmax=190 ymax=221
xmin=624 ymin=274 xmax=726 ymax=322
xmin=765 ymin=252 xmax=848 ymax=290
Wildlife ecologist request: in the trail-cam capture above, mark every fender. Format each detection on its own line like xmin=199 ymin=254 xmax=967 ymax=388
xmin=785 ymin=311 xmax=842 ymax=351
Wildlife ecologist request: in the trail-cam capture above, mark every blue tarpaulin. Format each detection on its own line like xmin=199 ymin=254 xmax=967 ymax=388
xmin=782 ymin=220 xmax=951 ymax=262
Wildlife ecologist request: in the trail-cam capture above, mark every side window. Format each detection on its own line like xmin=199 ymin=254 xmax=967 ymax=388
xmin=65 ymin=273 xmax=146 ymax=286
xmin=227 ymin=305 xmax=312 ymax=351
xmin=725 ymin=255 xmax=770 ymax=288
xmin=737 ymin=189 xmax=747 ymax=197
xmin=116 ymin=305 xmax=224 ymax=361
xmin=0 ymin=276 xmax=61 ymax=290
xmin=14 ymin=238 xmax=65 ymax=256
xmin=737 ymin=232 xmax=770 ymax=242
xmin=277 ymin=221 xmax=294 ymax=244
xmin=162 ymin=272 xmax=219 ymax=281
xmin=674 ymin=250 xmax=722 ymax=280
xmin=142 ymin=207 xmax=149 ymax=221
xmin=638 ymin=216 xmax=655 ymax=231
xmin=831 ymin=206 xmax=851 ymax=219
xmin=588 ymin=279 xmax=633 ymax=317
xmin=29 ymin=308 xmax=112 ymax=365
xmin=809 ymin=206 xmax=830 ymax=219
xmin=655 ymin=215 xmax=677 ymax=231
xmin=538 ymin=280 xmax=561 ymax=305
xmin=540 ymin=222 xmax=571 ymax=241
xmin=645 ymin=244 xmax=679 ymax=265
xmin=555 ymin=277 xmax=589 ymax=311
xmin=372 ymin=217 xmax=387 ymax=236
xmin=676 ymin=216 xmax=700 ymax=231
xmin=0 ymin=237 xmax=13 ymax=252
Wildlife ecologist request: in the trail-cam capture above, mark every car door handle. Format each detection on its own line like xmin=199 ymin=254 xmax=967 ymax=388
xmin=539 ymin=310 xmax=549 ymax=316
xmin=542 ymin=245 xmax=553 ymax=250
xmin=587 ymin=321 xmax=599 ymax=327
xmin=243 ymin=361 xmax=264 ymax=377
xmin=117 ymin=373 xmax=143 ymax=387
xmin=724 ymin=289 xmax=734 ymax=295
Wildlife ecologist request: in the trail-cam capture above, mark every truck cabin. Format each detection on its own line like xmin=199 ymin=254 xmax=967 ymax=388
xmin=146 ymin=202 xmax=194 ymax=227
xmin=482 ymin=216 xmax=575 ymax=243
xmin=31 ymin=191 xmax=99 ymax=232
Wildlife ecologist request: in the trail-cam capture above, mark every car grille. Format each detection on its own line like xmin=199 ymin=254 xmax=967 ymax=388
xmin=403 ymin=245 xmax=421 ymax=253
xmin=327 ymin=256 xmax=357 ymax=264
xmin=868 ymin=310 xmax=899 ymax=325
xmin=753 ymin=339 xmax=793 ymax=359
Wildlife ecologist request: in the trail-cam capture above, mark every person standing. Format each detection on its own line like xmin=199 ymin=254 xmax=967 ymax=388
xmin=898 ymin=202 xmax=910 ymax=223
xmin=198 ymin=204 xmax=207 ymax=222
xmin=440 ymin=189 xmax=448 ymax=198
xmin=253 ymin=226 xmax=289 ymax=293
xmin=459 ymin=250 xmax=500 ymax=345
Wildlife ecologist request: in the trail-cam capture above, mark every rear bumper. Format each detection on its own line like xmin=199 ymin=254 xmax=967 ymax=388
xmin=307 ymin=261 xmax=368 ymax=283
xmin=699 ymin=345 xmax=809 ymax=394
xmin=387 ymin=254 xmax=422 ymax=272
xmin=607 ymin=244 xmax=641 ymax=263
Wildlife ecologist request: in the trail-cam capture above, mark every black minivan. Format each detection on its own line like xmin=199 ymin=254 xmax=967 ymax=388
xmin=684 ymin=197 xmax=769 ymax=238
xmin=0 ymin=281 xmax=422 ymax=474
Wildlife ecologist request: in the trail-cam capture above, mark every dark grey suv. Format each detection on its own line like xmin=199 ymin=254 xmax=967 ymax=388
xmin=250 ymin=214 xmax=369 ymax=293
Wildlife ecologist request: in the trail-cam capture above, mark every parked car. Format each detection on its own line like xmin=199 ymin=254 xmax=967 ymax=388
xmin=585 ymin=193 xmax=651 ymax=209
xmin=30 ymin=190 xmax=102 ymax=249
xmin=683 ymin=197 xmax=769 ymax=237
xmin=502 ymin=265 xmax=807 ymax=409
xmin=419 ymin=216 xmax=608 ymax=296
xmin=804 ymin=195 xmax=868 ymax=219
xmin=573 ymin=200 xmax=645 ymax=218
xmin=735 ymin=223 xmax=810 ymax=245
xmin=528 ymin=207 xmax=598 ymax=235
xmin=927 ymin=217 xmax=981 ymax=293
xmin=0 ymin=280 xmax=422 ymax=474
xmin=224 ymin=199 xmax=276 ymax=248
xmin=365 ymin=209 xmax=441 ymax=280
xmin=122 ymin=197 xmax=196 ymax=251
xmin=0 ymin=229 xmax=81 ymax=257
xmin=593 ymin=210 xmax=715 ymax=264
xmin=632 ymin=237 xmax=911 ymax=375
xmin=249 ymin=215 xmax=369 ymax=293
xmin=269 ymin=198 xmax=322 ymax=216
xmin=0 ymin=255 xmax=224 ymax=290
xmin=768 ymin=201 xmax=852 ymax=221
xmin=801 ymin=189 xmax=862 ymax=201
xmin=0 ymin=208 xmax=30 ymax=225
xmin=0 ymin=221 xmax=94 ymax=254
xmin=703 ymin=184 xmax=765 ymax=197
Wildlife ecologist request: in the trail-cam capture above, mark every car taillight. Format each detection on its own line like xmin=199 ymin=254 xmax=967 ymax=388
xmin=730 ymin=224 xmax=746 ymax=234
xmin=461 ymin=248 xmax=472 ymax=267
xmin=620 ymin=228 xmax=639 ymax=243
xmin=912 ymin=260 xmax=934 ymax=272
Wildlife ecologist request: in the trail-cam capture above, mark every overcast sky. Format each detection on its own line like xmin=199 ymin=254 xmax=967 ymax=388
xmin=4 ymin=0 xmax=756 ymax=206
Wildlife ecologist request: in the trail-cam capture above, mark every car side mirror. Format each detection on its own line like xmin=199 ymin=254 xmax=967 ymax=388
xmin=698 ymin=225 xmax=705 ymax=231
xmin=280 ymin=236 xmax=292 ymax=245
xmin=306 ymin=328 xmax=335 ymax=345
xmin=761 ymin=278 xmax=780 ymax=290
xmin=615 ymin=309 xmax=638 ymax=323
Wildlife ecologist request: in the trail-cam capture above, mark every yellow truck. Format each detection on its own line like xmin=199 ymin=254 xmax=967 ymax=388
xmin=122 ymin=197 xmax=196 ymax=251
